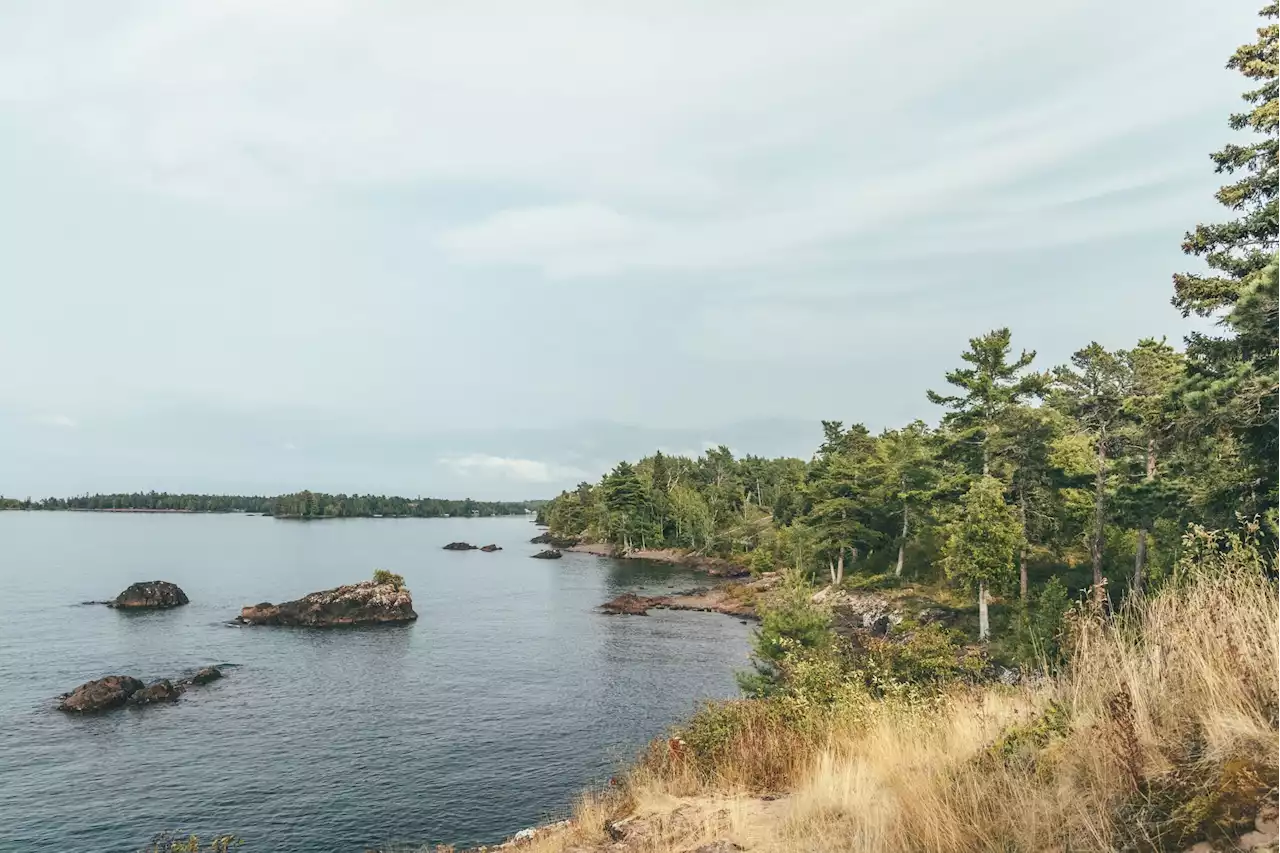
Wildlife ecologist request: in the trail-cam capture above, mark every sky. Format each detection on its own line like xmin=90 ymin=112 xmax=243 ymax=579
xmin=0 ymin=0 xmax=1261 ymax=500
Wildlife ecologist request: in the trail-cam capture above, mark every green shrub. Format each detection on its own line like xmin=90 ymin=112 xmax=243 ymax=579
xmin=738 ymin=582 xmax=831 ymax=696
xmin=854 ymin=624 xmax=986 ymax=699
xmin=372 ymin=568 xmax=405 ymax=589
xmin=1013 ymin=577 xmax=1072 ymax=669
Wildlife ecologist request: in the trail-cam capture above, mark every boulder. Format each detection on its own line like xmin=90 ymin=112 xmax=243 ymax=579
xmin=238 ymin=579 xmax=418 ymax=627
xmin=189 ymin=666 xmax=223 ymax=685
xmin=602 ymin=593 xmax=655 ymax=615
xmin=442 ymin=542 xmax=477 ymax=551
xmin=109 ymin=580 xmax=189 ymax=609
xmin=58 ymin=675 xmax=145 ymax=713
xmin=479 ymin=544 xmax=502 ymax=552
xmin=128 ymin=679 xmax=183 ymax=705
xmin=531 ymin=549 xmax=563 ymax=560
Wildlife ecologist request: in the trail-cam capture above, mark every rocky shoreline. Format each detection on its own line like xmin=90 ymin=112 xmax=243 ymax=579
xmin=601 ymin=572 xmax=779 ymax=620
xmin=565 ymin=543 xmax=750 ymax=577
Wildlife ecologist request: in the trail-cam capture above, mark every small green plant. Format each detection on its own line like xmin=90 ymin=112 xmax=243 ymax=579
xmin=372 ymin=568 xmax=405 ymax=589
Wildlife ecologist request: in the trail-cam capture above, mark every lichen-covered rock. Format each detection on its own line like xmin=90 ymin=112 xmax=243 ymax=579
xmin=238 ymin=580 xmax=417 ymax=627
xmin=128 ymin=679 xmax=183 ymax=705
xmin=531 ymin=549 xmax=563 ymax=560
xmin=109 ymin=580 xmax=189 ymax=609
xmin=58 ymin=675 xmax=145 ymax=712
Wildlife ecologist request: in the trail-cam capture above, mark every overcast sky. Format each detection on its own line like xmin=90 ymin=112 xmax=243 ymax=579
xmin=0 ymin=0 xmax=1258 ymax=499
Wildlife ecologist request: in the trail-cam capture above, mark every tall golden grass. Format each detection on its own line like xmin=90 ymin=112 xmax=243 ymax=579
xmin=521 ymin=550 xmax=1278 ymax=853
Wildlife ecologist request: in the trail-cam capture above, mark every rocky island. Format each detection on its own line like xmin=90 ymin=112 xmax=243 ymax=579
xmin=107 ymin=580 xmax=189 ymax=609
xmin=443 ymin=541 xmax=477 ymax=551
xmin=237 ymin=572 xmax=417 ymax=627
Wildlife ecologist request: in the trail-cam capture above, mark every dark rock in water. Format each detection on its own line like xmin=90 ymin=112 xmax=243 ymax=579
xmin=479 ymin=544 xmax=502 ymax=552
xmin=530 ymin=532 xmax=579 ymax=547
xmin=601 ymin=593 xmax=655 ymax=615
xmin=128 ymin=679 xmax=183 ymax=705
xmin=189 ymin=666 xmax=223 ymax=685
xmin=443 ymin=542 xmax=477 ymax=551
xmin=530 ymin=549 xmax=562 ymax=560
xmin=58 ymin=675 xmax=145 ymax=713
xmin=108 ymin=580 xmax=189 ymax=609
xmin=237 ymin=579 xmax=417 ymax=627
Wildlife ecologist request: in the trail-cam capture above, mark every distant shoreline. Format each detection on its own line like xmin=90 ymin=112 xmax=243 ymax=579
xmin=1 ymin=507 xmax=537 ymax=519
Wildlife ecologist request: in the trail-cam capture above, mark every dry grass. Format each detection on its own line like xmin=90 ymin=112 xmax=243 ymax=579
xmin=511 ymin=560 xmax=1278 ymax=853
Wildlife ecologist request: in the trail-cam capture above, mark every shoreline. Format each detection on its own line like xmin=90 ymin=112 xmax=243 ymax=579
xmin=565 ymin=542 xmax=750 ymax=578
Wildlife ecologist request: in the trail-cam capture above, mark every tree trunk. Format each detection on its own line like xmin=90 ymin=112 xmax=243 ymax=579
xmin=835 ymin=550 xmax=845 ymax=586
xmin=1091 ymin=436 xmax=1107 ymax=602
xmin=1018 ymin=488 xmax=1029 ymax=602
xmin=978 ymin=581 xmax=990 ymax=641
xmin=895 ymin=508 xmax=908 ymax=577
xmin=1132 ymin=438 xmax=1156 ymax=597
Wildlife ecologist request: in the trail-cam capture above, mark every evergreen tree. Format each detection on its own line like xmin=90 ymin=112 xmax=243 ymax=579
xmin=1051 ymin=343 xmax=1134 ymax=600
xmin=942 ymin=476 xmax=1022 ymax=641
xmin=927 ymin=328 xmax=1049 ymax=477
xmin=1172 ymin=2 xmax=1278 ymax=316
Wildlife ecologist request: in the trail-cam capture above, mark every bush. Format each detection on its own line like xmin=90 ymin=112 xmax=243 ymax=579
xmin=738 ymin=582 xmax=831 ymax=696
xmin=372 ymin=568 xmax=405 ymax=589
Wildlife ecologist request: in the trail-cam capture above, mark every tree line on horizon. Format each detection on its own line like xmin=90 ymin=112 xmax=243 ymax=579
xmin=541 ymin=3 xmax=1278 ymax=648
xmin=0 ymin=490 xmax=543 ymax=518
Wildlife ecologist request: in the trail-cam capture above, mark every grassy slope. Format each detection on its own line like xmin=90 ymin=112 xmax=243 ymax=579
xmin=471 ymin=561 xmax=1278 ymax=853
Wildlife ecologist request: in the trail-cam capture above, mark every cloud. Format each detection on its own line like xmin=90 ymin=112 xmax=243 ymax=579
xmin=438 ymin=454 xmax=590 ymax=484
xmin=37 ymin=414 xmax=77 ymax=428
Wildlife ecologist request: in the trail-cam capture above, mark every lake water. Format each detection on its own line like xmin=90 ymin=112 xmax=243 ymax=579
xmin=0 ymin=513 xmax=751 ymax=852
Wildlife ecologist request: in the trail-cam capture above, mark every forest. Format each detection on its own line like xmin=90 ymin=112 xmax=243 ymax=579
xmin=540 ymin=1 xmax=1278 ymax=654
xmin=1 ymin=491 xmax=541 ymax=518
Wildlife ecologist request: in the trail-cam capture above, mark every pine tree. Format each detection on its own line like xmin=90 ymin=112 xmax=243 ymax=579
xmin=928 ymin=328 xmax=1049 ymax=477
xmin=1173 ymin=3 xmax=1278 ymax=316
xmin=942 ymin=476 xmax=1022 ymax=641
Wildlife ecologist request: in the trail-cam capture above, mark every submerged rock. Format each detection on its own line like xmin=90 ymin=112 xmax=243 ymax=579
xmin=530 ymin=549 xmax=563 ymax=560
xmin=443 ymin=542 xmax=478 ymax=551
xmin=108 ymin=580 xmax=189 ymax=609
xmin=128 ymin=679 xmax=182 ymax=705
xmin=58 ymin=675 xmax=145 ymax=713
xmin=479 ymin=544 xmax=502 ymax=552
xmin=237 ymin=579 xmax=417 ymax=627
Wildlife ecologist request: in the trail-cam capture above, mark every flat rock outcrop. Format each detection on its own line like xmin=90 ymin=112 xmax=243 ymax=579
xmin=531 ymin=549 xmax=563 ymax=559
xmin=108 ymin=580 xmax=189 ymax=609
xmin=443 ymin=542 xmax=477 ymax=551
xmin=480 ymin=544 xmax=502 ymax=552
xmin=237 ymin=580 xmax=417 ymax=627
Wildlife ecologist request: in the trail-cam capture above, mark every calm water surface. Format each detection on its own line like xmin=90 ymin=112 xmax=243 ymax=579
xmin=0 ymin=513 xmax=750 ymax=852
